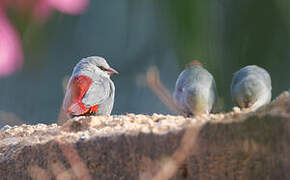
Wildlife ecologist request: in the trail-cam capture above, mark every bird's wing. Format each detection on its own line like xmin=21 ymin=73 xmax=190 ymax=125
xmin=81 ymin=76 xmax=111 ymax=107
xmin=63 ymin=75 xmax=93 ymax=116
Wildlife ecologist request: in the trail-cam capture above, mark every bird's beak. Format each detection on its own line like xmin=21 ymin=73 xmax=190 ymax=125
xmin=108 ymin=67 xmax=119 ymax=75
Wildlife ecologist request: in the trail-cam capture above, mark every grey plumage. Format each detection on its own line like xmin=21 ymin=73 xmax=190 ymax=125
xmin=63 ymin=56 xmax=116 ymax=117
xmin=231 ymin=65 xmax=271 ymax=110
xmin=173 ymin=65 xmax=217 ymax=116
xmin=82 ymin=75 xmax=115 ymax=115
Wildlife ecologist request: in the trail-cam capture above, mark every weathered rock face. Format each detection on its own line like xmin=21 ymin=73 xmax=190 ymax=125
xmin=0 ymin=92 xmax=289 ymax=180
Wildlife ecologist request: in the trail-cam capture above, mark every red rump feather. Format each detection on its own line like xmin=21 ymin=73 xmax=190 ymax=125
xmin=66 ymin=75 xmax=98 ymax=115
xmin=187 ymin=60 xmax=203 ymax=67
xmin=89 ymin=104 xmax=98 ymax=113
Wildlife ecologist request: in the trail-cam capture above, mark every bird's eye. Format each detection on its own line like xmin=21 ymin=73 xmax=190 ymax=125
xmin=98 ymin=66 xmax=106 ymax=71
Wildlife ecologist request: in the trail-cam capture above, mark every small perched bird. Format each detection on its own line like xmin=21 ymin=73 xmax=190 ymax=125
xmin=173 ymin=62 xmax=217 ymax=116
xmin=231 ymin=65 xmax=272 ymax=110
xmin=63 ymin=56 xmax=118 ymax=118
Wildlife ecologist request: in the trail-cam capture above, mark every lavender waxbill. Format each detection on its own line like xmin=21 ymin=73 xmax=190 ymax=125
xmin=173 ymin=62 xmax=217 ymax=116
xmin=63 ymin=56 xmax=118 ymax=118
xmin=231 ymin=65 xmax=271 ymax=110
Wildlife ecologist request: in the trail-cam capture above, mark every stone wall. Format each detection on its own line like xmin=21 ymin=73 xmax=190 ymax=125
xmin=0 ymin=92 xmax=289 ymax=179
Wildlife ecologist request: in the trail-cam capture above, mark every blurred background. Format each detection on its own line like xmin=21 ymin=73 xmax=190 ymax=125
xmin=0 ymin=0 xmax=289 ymax=126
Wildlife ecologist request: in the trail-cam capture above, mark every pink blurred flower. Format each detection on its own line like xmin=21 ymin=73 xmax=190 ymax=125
xmin=34 ymin=0 xmax=90 ymax=22
xmin=0 ymin=0 xmax=90 ymax=77
xmin=0 ymin=7 xmax=23 ymax=76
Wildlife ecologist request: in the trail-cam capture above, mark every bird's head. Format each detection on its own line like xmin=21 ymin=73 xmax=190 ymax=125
xmin=232 ymin=78 xmax=264 ymax=108
xmin=77 ymin=56 xmax=119 ymax=77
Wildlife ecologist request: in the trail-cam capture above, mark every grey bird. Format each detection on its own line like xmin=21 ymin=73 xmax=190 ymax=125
xmin=63 ymin=56 xmax=118 ymax=118
xmin=231 ymin=65 xmax=272 ymax=110
xmin=173 ymin=62 xmax=218 ymax=116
